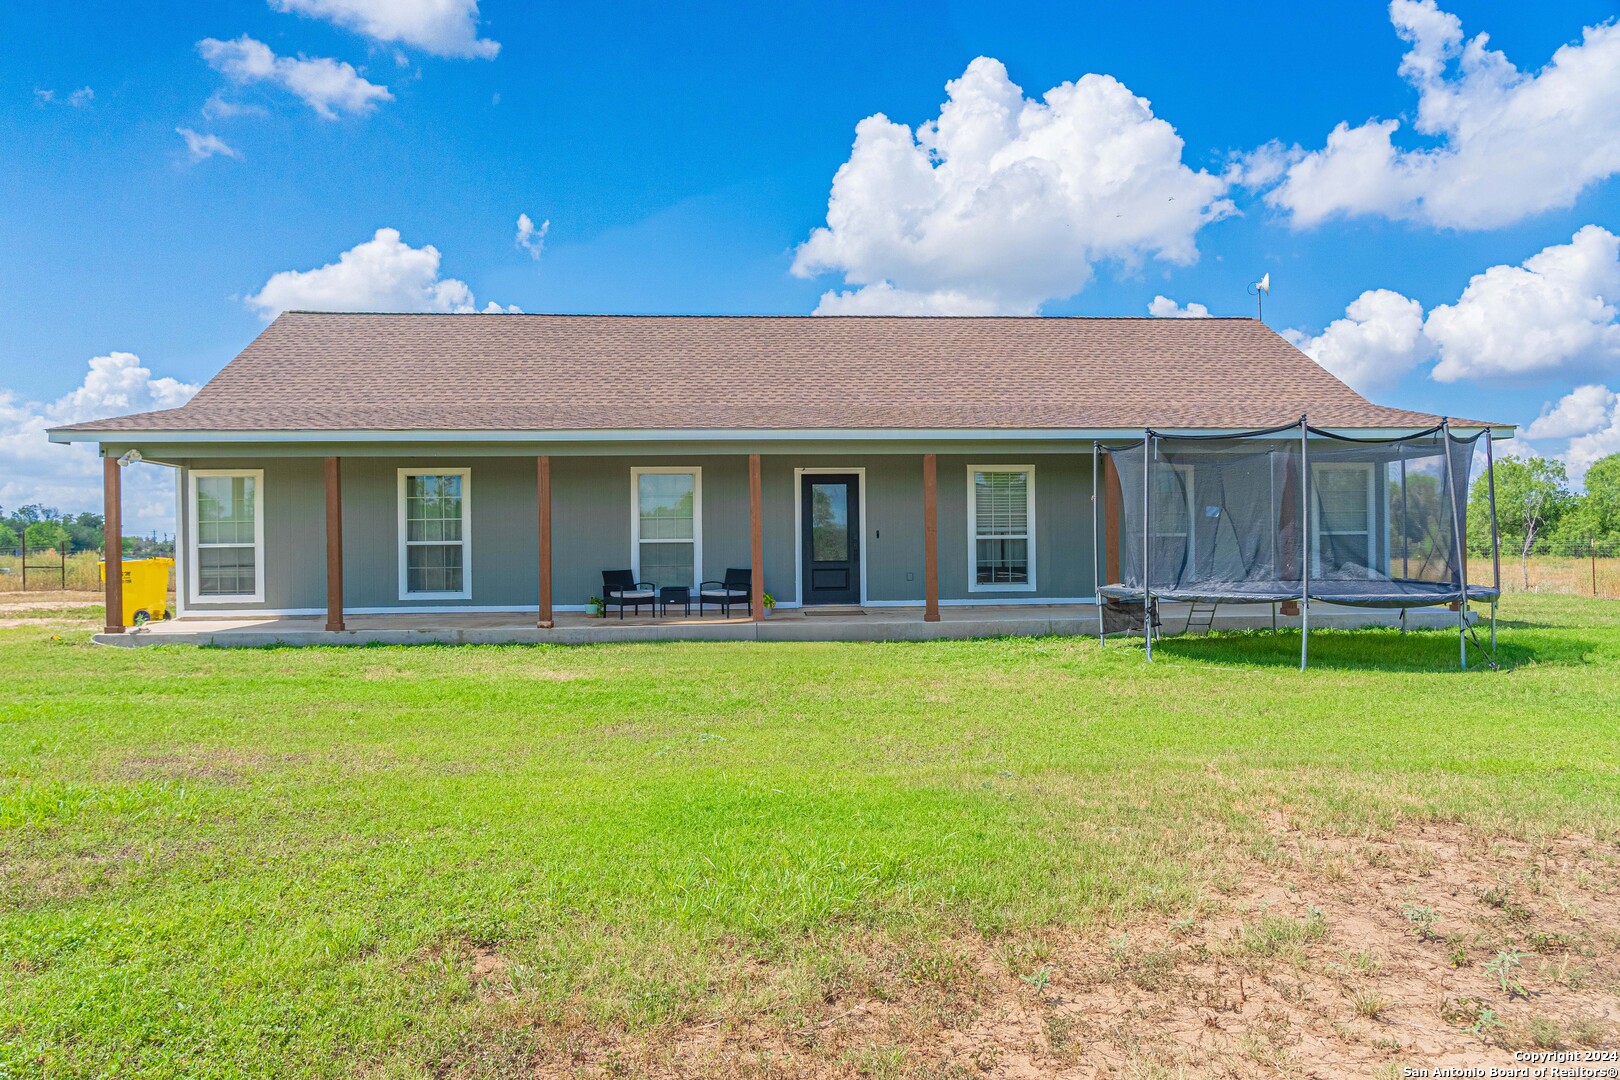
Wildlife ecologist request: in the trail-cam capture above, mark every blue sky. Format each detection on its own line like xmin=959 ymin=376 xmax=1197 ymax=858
xmin=3 ymin=1 xmax=1619 ymax=532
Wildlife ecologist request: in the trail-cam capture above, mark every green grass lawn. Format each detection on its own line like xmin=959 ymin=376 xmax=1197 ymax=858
xmin=2 ymin=595 xmax=1618 ymax=1077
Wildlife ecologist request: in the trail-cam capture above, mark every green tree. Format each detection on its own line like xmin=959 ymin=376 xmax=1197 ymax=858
xmin=1469 ymin=455 xmax=1573 ymax=588
xmin=0 ymin=521 xmax=18 ymax=550
xmin=23 ymin=520 xmax=69 ymax=553
xmin=62 ymin=512 xmax=104 ymax=553
xmin=1581 ymin=454 xmax=1620 ymax=543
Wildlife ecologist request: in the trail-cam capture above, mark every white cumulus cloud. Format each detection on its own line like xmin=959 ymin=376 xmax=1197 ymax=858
xmin=246 ymin=228 xmax=517 ymax=316
xmin=792 ymin=56 xmax=1232 ymax=316
xmin=1147 ymin=296 xmax=1212 ymax=318
xmin=1564 ymin=410 xmax=1620 ymax=485
xmin=1284 ymin=289 xmax=1432 ymax=393
xmin=0 ymin=354 xmax=200 ymax=534
xmin=1426 ymin=225 xmax=1620 ymax=382
xmin=176 ymin=127 xmax=242 ymax=162
xmin=198 ymin=35 xmax=392 ymax=119
xmin=1520 ymin=384 xmax=1620 ymax=484
xmin=515 ymin=213 xmax=548 ymax=260
xmin=1261 ymin=1 xmax=1620 ymax=229
xmin=269 ymin=0 xmax=499 ymax=59
xmin=1285 ymin=227 xmax=1620 ymax=394
xmin=1525 ymin=384 xmax=1618 ymax=439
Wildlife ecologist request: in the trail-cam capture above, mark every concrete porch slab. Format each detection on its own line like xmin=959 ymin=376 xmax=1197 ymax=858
xmin=93 ymin=602 xmax=1476 ymax=647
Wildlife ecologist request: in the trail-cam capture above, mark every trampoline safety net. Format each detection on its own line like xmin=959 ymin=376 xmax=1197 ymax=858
xmin=1098 ymin=422 xmax=1500 ymax=608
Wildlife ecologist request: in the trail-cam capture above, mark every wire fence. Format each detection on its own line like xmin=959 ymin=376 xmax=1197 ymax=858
xmin=0 ymin=548 xmax=104 ymax=592
xmin=1470 ymin=540 xmax=1620 ymax=599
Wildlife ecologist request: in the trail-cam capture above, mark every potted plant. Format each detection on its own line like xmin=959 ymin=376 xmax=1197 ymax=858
xmin=762 ymin=592 xmax=776 ymax=616
xmin=587 ymin=595 xmax=605 ymax=618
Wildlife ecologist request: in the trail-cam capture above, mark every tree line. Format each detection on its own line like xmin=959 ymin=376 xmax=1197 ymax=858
xmin=1468 ymin=452 xmax=1620 ymax=586
xmin=0 ymin=504 xmax=173 ymax=557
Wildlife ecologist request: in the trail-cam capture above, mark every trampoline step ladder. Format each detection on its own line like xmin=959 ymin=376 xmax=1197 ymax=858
xmin=1183 ymin=602 xmax=1219 ymax=636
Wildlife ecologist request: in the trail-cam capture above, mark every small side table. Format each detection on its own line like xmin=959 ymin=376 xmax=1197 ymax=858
xmin=659 ymin=585 xmax=690 ymax=618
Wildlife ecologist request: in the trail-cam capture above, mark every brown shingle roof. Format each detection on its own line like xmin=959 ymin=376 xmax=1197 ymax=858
xmin=53 ymin=312 xmax=1496 ymax=435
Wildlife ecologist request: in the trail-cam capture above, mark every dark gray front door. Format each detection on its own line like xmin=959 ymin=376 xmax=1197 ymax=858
xmin=801 ymin=474 xmax=860 ymax=605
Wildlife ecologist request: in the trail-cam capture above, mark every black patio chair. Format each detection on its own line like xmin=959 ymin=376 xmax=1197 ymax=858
xmin=697 ymin=568 xmax=751 ymax=618
xmin=601 ymin=569 xmax=657 ymax=619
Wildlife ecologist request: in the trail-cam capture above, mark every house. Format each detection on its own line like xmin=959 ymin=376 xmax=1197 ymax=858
xmin=49 ymin=313 xmax=1510 ymax=645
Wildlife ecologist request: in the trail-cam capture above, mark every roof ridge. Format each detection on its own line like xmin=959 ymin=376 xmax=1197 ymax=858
xmin=278 ymin=310 xmax=1263 ymax=321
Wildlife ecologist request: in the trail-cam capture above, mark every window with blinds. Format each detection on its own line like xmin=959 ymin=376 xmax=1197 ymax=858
xmin=190 ymin=470 xmax=263 ymax=601
xmin=969 ymin=466 xmax=1035 ymax=591
xmin=397 ymin=469 xmax=472 ymax=598
xmin=632 ymin=468 xmax=701 ymax=588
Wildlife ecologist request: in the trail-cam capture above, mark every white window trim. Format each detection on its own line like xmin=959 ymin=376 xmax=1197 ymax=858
xmin=967 ymin=464 xmax=1037 ymax=593
xmin=187 ymin=468 xmax=265 ymax=604
xmin=1311 ymin=461 xmax=1377 ymax=578
xmin=630 ymin=466 xmax=703 ymax=589
xmin=1153 ymin=466 xmax=1205 ymax=573
xmin=792 ymin=467 xmax=868 ymax=606
xmin=397 ymin=467 xmax=473 ymax=600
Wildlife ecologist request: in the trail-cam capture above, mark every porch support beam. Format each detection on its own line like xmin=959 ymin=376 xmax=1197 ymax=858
xmin=749 ymin=454 xmax=764 ymax=622
xmin=324 ymin=456 xmax=345 ymax=632
xmin=537 ymin=455 xmax=554 ymax=629
xmin=1101 ymin=452 xmax=1121 ymax=586
xmin=923 ymin=453 xmax=940 ymax=622
xmin=102 ymin=454 xmax=124 ymax=634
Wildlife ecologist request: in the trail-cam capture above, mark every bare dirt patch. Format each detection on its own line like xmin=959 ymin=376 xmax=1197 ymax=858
xmin=473 ymin=818 xmax=1620 ymax=1079
xmin=0 ymin=591 xmax=101 ymax=610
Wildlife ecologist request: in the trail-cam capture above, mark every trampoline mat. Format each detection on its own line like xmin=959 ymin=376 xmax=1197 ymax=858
xmin=1099 ymin=579 xmax=1501 ymax=608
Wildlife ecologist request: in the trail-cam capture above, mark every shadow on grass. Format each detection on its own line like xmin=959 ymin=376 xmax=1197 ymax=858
xmin=1130 ymin=626 xmax=1567 ymax=672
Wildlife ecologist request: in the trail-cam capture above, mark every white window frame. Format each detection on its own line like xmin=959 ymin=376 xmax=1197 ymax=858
xmin=630 ymin=466 xmax=703 ymax=589
xmin=1311 ymin=461 xmax=1377 ymax=578
xmin=1150 ymin=461 xmax=1197 ymax=574
xmin=188 ymin=468 xmax=265 ymax=604
xmin=967 ymin=464 xmax=1037 ymax=593
xmin=397 ymin=467 xmax=473 ymax=600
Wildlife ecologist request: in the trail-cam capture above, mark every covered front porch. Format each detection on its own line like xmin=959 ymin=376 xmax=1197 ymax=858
xmin=91 ymin=600 xmax=1469 ymax=647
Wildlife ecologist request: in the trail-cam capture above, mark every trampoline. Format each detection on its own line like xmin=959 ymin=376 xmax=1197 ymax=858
xmin=1092 ymin=419 xmax=1502 ymax=669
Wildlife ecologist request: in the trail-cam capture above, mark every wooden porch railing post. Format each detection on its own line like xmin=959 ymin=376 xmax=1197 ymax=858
xmin=324 ymin=456 xmax=345 ymax=632
xmin=103 ymin=454 xmax=124 ymax=634
xmin=537 ymin=455 xmax=554 ymax=629
xmin=749 ymin=454 xmax=764 ymax=622
xmin=923 ymin=453 xmax=940 ymax=622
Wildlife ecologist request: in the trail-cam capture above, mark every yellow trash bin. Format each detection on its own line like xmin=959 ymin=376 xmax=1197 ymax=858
xmin=99 ymin=557 xmax=175 ymax=625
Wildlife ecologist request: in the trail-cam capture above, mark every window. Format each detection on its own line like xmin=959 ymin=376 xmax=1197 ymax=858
xmin=1313 ymin=463 xmax=1376 ymax=577
xmin=1147 ymin=462 xmax=1196 ymax=578
xmin=189 ymin=469 xmax=264 ymax=602
xmin=631 ymin=467 xmax=701 ymax=589
xmin=397 ymin=469 xmax=471 ymax=599
xmin=968 ymin=465 xmax=1036 ymax=591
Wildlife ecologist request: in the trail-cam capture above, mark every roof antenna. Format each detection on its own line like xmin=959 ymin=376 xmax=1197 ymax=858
xmin=1247 ymin=273 xmax=1271 ymax=322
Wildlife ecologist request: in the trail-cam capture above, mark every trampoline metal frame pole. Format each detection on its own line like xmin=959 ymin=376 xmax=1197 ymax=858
xmin=1300 ymin=416 xmax=1310 ymax=672
xmin=1399 ymin=448 xmax=1410 ymax=579
xmin=1143 ymin=431 xmax=1153 ymax=661
xmin=1442 ymin=419 xmax=1466 ymax=670
xmin=1092 ymin=441 xmax=1105 ymax=644
xmin=1486 ymin=428 xmax=1501 ymax=655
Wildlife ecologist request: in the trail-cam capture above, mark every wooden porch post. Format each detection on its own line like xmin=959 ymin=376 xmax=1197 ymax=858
xmin=749 ymin=454 xmax=764 ymax=622
xmin=102 ymin=454 xmax=124 ymax=634
xmin=537 ymin=455 xmax=554 ymax=629
xmin=324 ymin=456 xmax=345 ymax=632
xmin=1101 ymin=453 xmax=1121 ymax=586
xmin=923 ymin=453 xmax=940 ymax=622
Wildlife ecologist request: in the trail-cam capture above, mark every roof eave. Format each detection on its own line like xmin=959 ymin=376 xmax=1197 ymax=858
xmin=47 ymin=422 xmax=1518 ymax=446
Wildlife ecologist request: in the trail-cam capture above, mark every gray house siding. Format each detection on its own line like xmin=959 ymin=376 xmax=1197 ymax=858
xmin=171 ymin=449 xmax=1099 ymax=612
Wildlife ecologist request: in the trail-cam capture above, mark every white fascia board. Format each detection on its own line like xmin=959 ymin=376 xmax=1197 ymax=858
xmin=47 ymin=423 xmax=1518 ymax=445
